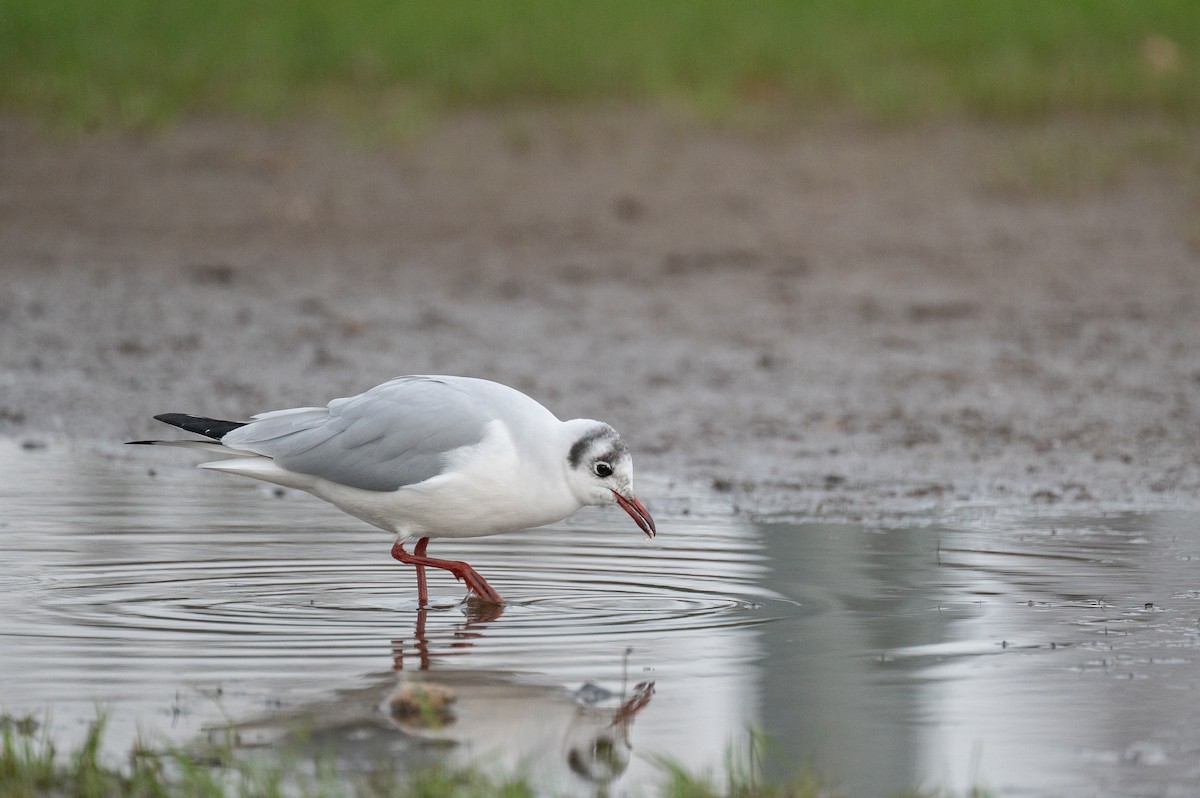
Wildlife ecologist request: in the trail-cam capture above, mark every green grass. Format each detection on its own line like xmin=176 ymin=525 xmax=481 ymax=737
xmin=3 ymin=1 xmax=1200 ymax=130
xmin=0 ymin=714 xmax=534 ymax=798
xmin=0 ymin=713 xmax=992 ymax=798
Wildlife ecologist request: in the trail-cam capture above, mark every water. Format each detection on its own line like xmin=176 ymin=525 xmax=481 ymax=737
xmin=2 ymin=441 xmax=1199 ymax=796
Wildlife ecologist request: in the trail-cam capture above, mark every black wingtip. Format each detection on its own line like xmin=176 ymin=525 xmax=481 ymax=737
xmin=153 ymin=413 xmax=246 ymax=440
xmin=126 ymin=440 xmax=158 ymax=445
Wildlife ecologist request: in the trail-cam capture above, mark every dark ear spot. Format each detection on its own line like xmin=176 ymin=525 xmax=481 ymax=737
xmin=597 ymin=442 xmax=629 ymax=467
xmin=568 ymin=428 xmax=609 ymax=468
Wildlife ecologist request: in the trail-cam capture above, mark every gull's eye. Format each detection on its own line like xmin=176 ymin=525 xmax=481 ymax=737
xmin=593 ymin=461 xmax=613 ymax=478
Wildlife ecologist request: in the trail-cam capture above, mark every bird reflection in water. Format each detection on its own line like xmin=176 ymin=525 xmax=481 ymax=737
xmin=563 ymin=680 xmax=655 ymax=790
xmin=387 ymin=610 xmax=655 ymax=794
xmin=390 ymin=599 xmax=504 ymax=671
xmin=222 ymin=607 xmax=655 ymax=796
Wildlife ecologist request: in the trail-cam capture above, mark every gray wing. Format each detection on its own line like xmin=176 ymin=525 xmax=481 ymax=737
xmin=219 ymin=377 xmax=493 ymax=491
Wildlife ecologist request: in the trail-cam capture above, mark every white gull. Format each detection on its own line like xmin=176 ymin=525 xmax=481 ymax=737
xmin=130 ymin=375 xmax=655 ymax=605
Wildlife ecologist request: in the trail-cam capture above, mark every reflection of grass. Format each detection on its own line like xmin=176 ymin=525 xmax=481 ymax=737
xmin=0 ymin=713 xmax=993 ymax=798
xmin=981 ymin=134 xmax=1122 ymax=198
xmin=3 ymin=1 xmax=1199 ymax=130
xmin=980 ymin=123 xmax=1200 ymax=198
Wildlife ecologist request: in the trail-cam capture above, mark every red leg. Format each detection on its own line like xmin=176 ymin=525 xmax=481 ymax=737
xmin=413 ymin=537 xmax=430 ymax=606
xmin=390 ymin=539 xmax=504 ymax=605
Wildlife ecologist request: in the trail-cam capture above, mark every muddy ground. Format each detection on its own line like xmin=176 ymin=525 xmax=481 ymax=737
xmin=2 ymin=109 xmax=1199 ymax=516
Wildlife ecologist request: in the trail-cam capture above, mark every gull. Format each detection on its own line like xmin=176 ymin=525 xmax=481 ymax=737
xmin=129 ymin=375 xmax=656 ymax=605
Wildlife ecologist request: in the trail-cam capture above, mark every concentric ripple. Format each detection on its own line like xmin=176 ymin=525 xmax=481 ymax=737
xmin=0 ymin=443 xmax=783 ymax=740
xmin=19 ymin=524 xmax=777 ymax=636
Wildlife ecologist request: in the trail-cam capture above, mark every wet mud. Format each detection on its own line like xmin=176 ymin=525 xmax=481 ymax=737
xmin=1 ymin=110 xmax=1199 ymax=516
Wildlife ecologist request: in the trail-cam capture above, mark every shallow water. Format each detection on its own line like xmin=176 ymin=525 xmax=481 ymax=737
xmin=2 ymin=442 xmax=1199 ymax=797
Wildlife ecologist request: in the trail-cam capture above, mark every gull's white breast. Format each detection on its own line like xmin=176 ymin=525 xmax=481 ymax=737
xmin=207 ymin=418 xmax=583 ymax=540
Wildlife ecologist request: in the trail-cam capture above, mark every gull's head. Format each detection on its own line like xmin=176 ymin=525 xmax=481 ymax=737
xmin=564 ymin=420 xmax=655 ymax=539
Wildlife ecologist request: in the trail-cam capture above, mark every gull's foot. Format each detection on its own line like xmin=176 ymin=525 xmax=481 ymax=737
xmin=453 ymin=564 xmax=504 ymax=605
xmin=391 ymin=540 xmax=504 ymax=605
